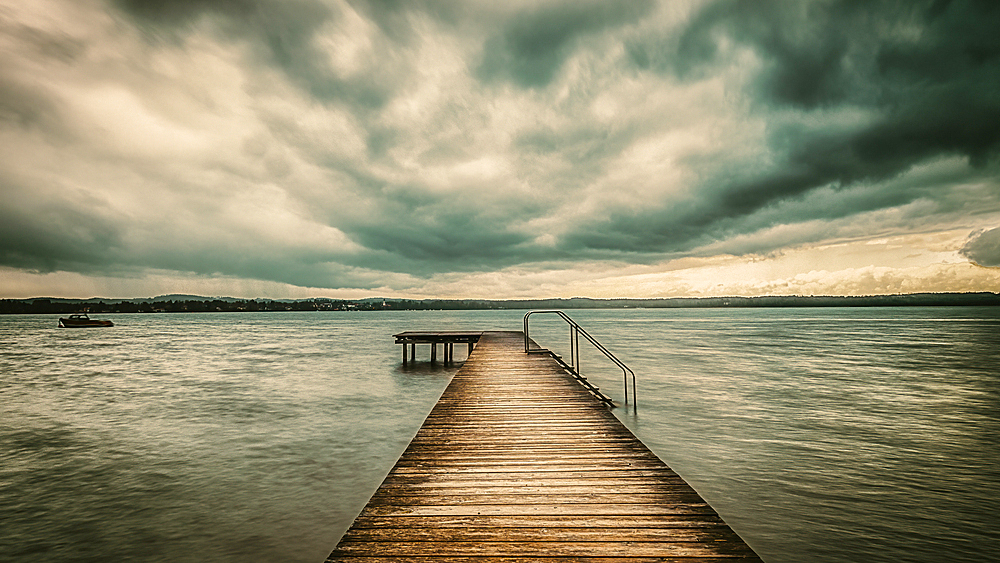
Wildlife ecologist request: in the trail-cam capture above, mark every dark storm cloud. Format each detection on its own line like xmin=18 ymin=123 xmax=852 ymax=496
xmin=577 ymin=0 xmax=1000 ymax=255
xmin=349 ymin=212 xmax=530 ymax=266
xmin=112 ymin=0 xmax=408 ymax=108
xmin=477 ymin=0 xmax=655 ymax=88
xmin=961 ymin=227 xmax=1000 ymax=267
xmin=665 ymin=0 xmax=1000 ymax=114
xmin=0 ymin=18 xmax=81 ymax=135
xmin=325 ymin=169 xmax=553 ymax=274
xmin=0 ymin=182 xmax=125 ymax=272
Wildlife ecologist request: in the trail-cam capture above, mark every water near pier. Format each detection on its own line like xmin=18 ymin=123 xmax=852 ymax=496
xmin=2 ymin=308 xmax=998 ymax=562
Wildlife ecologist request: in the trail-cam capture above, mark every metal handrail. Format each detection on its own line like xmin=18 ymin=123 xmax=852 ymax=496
xmin=524 ymin=310 xmax=636 ymax=409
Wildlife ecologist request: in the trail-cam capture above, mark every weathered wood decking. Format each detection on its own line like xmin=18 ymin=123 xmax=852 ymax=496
xmin=327 ymin=331 xmax=762 ymax=562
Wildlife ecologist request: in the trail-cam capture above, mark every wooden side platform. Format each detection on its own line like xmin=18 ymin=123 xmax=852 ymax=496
xmin=328 ymin=331 xmax=762 ymax=562
xmin=395 ymin=331 xmax=484 ymax=365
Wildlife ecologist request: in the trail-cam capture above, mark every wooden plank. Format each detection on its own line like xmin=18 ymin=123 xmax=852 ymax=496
xmin=332 ymin=541 xmax=758 ymax=557
xmin=357 ymin=504 xmax=717 ymax=518
xmin=379 ymin=476 xmax=690 ymax=487
xmin=326 ymin=331 xmax=761 ymax=562
xmin=346 ymin=514 xmax=731 ymax=528
xmin=331 ymin=558 xmax=760 ymax=563
xmin=381 ymin=473 xmax=688 ymax=484
xmin=366 ymin=494 xmax=711 ymax=506
xmin=379 ymin=480 xmax=692 ymax=492
xmin=339 ymin=527 xmax=750 ymax=543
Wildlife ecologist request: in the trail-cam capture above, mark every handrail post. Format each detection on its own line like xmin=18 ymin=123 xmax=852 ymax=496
xmin=569 ymin=324 xmax=575 ymax=372
xmin=574 ymin=325 xmax=580 ymax=375
xmin=523 ymin=311 xmax=536 ymax=353
xmin=624 ymin=365 xmax=629 ymax=405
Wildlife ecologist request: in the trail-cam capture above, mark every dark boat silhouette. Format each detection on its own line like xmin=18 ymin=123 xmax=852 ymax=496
xmin=58 ymin=313 xmax=114 ymax=328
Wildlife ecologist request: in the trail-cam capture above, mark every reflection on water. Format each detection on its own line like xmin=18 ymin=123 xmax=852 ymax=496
xmin=2 ymin=308 xmax=998 ymax=562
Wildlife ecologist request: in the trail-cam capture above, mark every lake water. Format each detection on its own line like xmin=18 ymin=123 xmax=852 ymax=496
xmin=1 ymin=308 xmax=998 ymax=562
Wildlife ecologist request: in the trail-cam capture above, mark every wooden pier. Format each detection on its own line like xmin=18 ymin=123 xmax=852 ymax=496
xmin=328 ymin=331 xmax=761 ymax=562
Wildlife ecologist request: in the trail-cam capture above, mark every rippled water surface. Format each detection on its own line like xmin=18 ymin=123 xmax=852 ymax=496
xmin=2 ymin=308 xmax=998 ymax=562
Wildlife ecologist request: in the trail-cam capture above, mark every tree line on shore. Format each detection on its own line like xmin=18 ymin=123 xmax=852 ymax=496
xmin=2 ymin=292 xmax=999 ymax=315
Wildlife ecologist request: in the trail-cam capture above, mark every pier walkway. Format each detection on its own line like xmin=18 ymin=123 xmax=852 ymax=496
xmin=327 ymin=331 xmax=761 ymax=562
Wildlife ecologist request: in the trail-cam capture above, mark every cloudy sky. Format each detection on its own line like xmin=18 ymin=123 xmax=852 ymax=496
xmin=2 ymin=0 xmax=999 ymax=299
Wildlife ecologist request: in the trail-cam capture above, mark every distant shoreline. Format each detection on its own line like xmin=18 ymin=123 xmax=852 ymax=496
xmin=3 ymin=292 xmax=999 ymax=314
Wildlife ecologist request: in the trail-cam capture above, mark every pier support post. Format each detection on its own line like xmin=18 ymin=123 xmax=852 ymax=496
xmin=393 ymin=332 xmax=483 ymax=368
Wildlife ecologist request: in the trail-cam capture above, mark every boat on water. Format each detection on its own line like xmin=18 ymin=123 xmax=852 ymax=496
xmin=58 ymin=313 xmax=114 ymax=328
